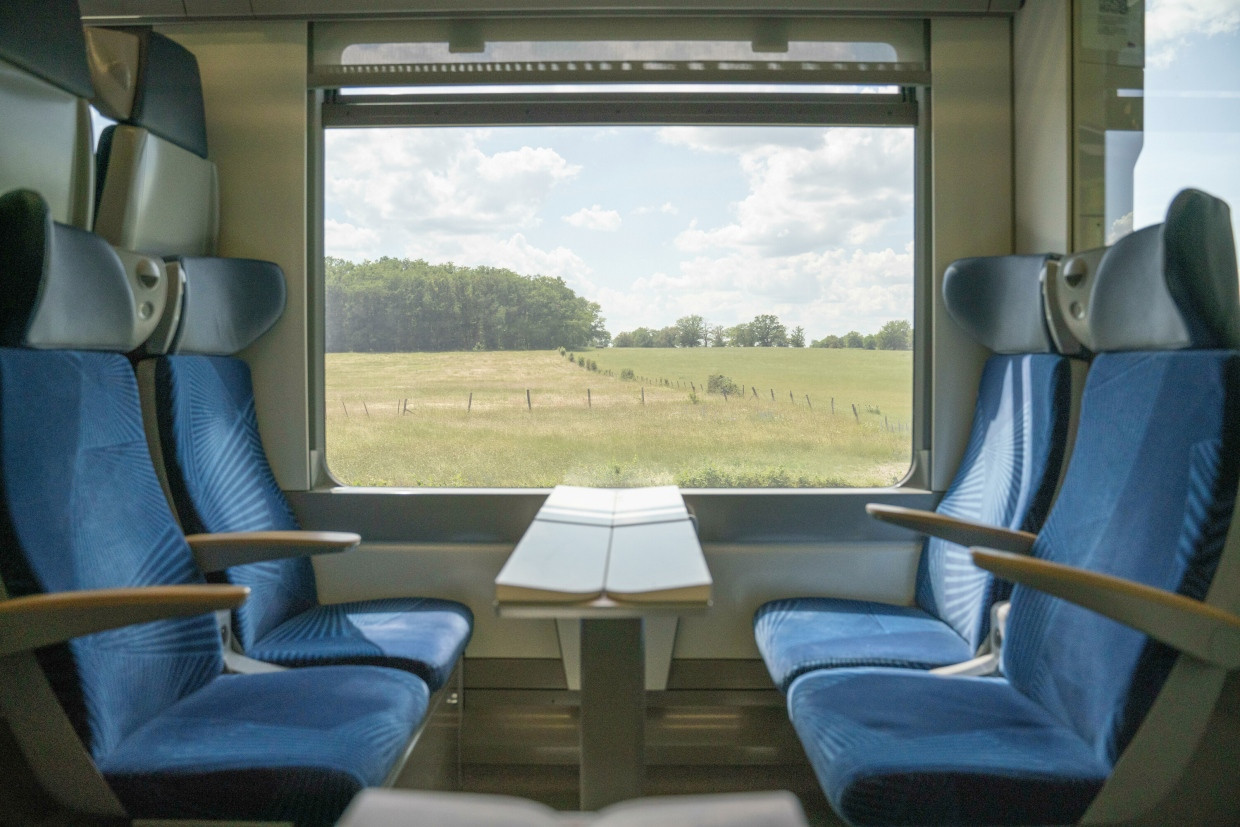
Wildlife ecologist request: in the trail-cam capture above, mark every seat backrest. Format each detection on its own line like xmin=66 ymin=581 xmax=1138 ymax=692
xmin=0 ymin=0 xmax=94 ymax=227
xmin=1003 ymin=189 xmax=1240 ymax=768
xmin=87 ymin=27 xmax=218 ymax=256
xmin=85 ymin=24 xmax=308 ymax=650
xmin=0 ymin=190 xmax=223 ymax=762
xmin=144 ymin=256 xmax=313 ymax=650
xmin=916 ymin=254 xmax=1071 ymax=651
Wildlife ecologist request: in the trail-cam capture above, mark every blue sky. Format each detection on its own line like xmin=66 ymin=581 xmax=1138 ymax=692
xmin=325 ymin=123 xmax=914 ymax=339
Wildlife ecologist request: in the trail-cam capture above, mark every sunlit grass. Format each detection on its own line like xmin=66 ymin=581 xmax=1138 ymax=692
xmin=325 ymin=349 xmax=912 ymax=488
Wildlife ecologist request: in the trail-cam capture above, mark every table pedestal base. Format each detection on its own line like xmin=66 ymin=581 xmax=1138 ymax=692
xmin=579 ymin=618 xmax=645 ymax=809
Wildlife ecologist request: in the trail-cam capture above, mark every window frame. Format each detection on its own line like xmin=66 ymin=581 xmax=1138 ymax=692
xmin=307 ymin=81 xmax=932 ymax=526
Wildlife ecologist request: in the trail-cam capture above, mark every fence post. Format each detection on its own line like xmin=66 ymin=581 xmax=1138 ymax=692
xmin=468 ymin=392 xmax=472 ymax=413
xmin=789 ymin=390 xmax=794 ymax=403
xmin=852 ymin=403 xmax=859 ymax=422
xmin=588 ymin=388 xmax=592 ymax=408
xmin=770 ymin=388 xmax=775 ymax=400
xmin=641 ymin=387 xmax=645 ymax=405
xmin=526 ymin=389 xmax=532 ymax=411
xmin=362 ymin=401 xmax=370 ymax=417
xmin=341 ymin=400 xmax=348 ymax=418
xmin=805 ymin=394 xmax=812 ymax=410
xmin=752 ymin=386 xmax=758 ymax=399
xmin=831 ymin=397 xmax=835 ymax=414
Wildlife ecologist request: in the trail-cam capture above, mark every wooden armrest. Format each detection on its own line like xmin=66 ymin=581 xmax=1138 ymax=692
xmin=185 ymin=530 xmax=361 ymax=572
xmin=972 ymin=548 xmax=1240 ymax=669
xmin=0 ymin=585 xmax=249 ymax=656
xmin=866 ymin=504 xmax=1036 ymax=555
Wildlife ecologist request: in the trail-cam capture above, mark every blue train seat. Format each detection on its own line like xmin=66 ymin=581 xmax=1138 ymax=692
xmin=755 ymin=253 xmax=1071 ymax=689
xmin=785 ymin=188 xmax=1240 ymax=825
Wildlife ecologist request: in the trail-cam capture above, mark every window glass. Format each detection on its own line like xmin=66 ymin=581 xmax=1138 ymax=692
xmin=1131 ymin=0 xmax=1240 ymax=241
xmin=324 ymin=123 xmax=914 ymax=488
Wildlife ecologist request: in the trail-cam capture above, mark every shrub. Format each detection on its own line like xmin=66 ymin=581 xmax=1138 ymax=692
xmin=706 ymin=374 xmax=741 ymax=396
xmin=620 ymin=368 xmax=636 ymax=381
xmin=675 ymin=465 xmax=848 ymax=488
xmin=588 ymin=360 xmax=598 ymax=371
xmin=558 ymin=346 xmax=566 ymax=356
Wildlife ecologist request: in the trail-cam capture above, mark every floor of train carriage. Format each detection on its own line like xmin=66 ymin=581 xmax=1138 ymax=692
xmin=398 ymin=658 xmax=841 ymax=825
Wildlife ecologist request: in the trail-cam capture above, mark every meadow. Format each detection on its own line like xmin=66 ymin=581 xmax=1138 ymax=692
xmin=325 ymin=348 xmax=912 ymax=488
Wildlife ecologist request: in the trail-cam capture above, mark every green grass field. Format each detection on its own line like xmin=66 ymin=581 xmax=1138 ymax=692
xmin=325 ymin=348 xmax=912 ymax=488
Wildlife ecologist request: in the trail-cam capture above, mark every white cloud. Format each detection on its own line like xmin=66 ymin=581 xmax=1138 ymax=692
xmin=633 ymin=202 xmax=679 ymax=216
xmin=671 ymin=129 xmax=914 ymax=258
xmin=325 ymin=219 xmax=380 ymax=261
xmin=563 ymin=205 xmax=623 ymax=231
xmin=604 ymin=243 xmax=914 ymax=337
xmin=325 ymin=128 xmax=581 ymax=259
xmin=1147 ymin=0 xmax=1240 ymax=67
xmin=1107 ymin=211 xmax=1135 ymax=244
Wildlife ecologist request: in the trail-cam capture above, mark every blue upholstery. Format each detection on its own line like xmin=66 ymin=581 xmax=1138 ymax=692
xmin=246 ymin=597 xmax=475 ymax=692
xmin=0 ymin=347 xmax=429 ymax=825
xmin=787 ymin=349 xmax=1240 ymax=825
xmin=155 ymin=354 xmax=315 ymax=648
xmin=0 ymin=349 xmax=222 ymax=757
xmin=1003 ymin=351 xmax=1240 ymax=765
xmin=917 ymin=354 xmax=1066 ymax=646
xmin=99 ymin=667 xmax=428 ymax=826
xmin=788 ymin=668 xmax=1109 ymax=826
xmin=756 ymin=352 xmax=1068 ymax=690
xmin=155 ymin=353 xmax=472 ymax=689
xmin=753 ymin=598 xmax=974 ymax=686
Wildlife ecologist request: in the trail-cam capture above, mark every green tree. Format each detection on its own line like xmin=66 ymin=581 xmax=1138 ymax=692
xmin=708 ymin=324 xmax=726 ymax=348
xmin=652 ymin=326 xmax=679 ymax=348
xmin=675 ymin=314 xmax=707 ymax=347
xmin=789 ymin=325 xmax=806 ymax=348
xmin=875 ymin=319 xmax=912 ymax=350
xmin=750 ymin=314 xmax=788 ymax=347
xmin=843 ymin=330 xmax=865 ymax=349
xmin=725 ymin=323 xmax=754 ymax=347
xmin=323 ymin=256 xmax=609 ymax=352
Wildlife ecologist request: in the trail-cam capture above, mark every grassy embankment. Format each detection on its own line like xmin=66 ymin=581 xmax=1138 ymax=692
xmin=325 ymin=347 xmax=912 ymax=488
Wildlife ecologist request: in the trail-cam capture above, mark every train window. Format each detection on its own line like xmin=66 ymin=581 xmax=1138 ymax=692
xmin=314 ymin=20 xmax=924 ymax=489
xmin=1078 ymin=0 xmax=1240 ymax=246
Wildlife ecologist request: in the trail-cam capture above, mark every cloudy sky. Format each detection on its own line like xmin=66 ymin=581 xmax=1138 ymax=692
xmin=1127 ymin=0 xmax=1240 ymax=239
xmin=325 ymin=124 xmax=914 ymax=339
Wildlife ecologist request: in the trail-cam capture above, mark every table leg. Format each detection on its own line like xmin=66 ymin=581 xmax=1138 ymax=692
xmin=579 ymin=618 xmax=645 ymax=809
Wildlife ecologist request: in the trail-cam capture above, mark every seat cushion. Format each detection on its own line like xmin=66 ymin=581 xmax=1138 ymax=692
xmin=246 ymin=597 xmax=474 ymax=691
xmin=754 ymin=598 xmax=974 ymax=692
xmin=787 ymin=668 xmax=1109 ymax=826
xmin=99 ymin=666 xmax=428 ymax=827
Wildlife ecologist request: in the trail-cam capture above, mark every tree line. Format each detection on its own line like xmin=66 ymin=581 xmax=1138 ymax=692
xmin=326 ymin=257 xmax=610 ymax=352
xmin=612 ymin=315 xmax=911 ymax=350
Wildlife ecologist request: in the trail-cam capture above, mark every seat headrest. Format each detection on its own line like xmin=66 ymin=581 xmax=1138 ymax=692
xmin=942 ymin=254 xmax=1059 ymax=354
xmin=0 ymin=0 xmax=93 ymax=99
xmin=1046 ymin=189 xmax=1240 ymax=353
xmin=170 ymin=257 xmax=286 ymax=355
xmin=0 ymin=190 xmax=167 ymax=352
xmin=85 ymin=28 xmax=208 ymax=159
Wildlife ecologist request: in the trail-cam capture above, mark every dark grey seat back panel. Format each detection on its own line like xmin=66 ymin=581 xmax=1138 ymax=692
xmin=942 ymin=254 xmax=1058 ymax=354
